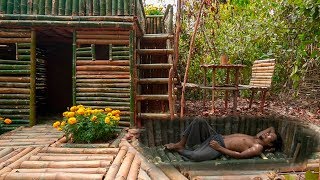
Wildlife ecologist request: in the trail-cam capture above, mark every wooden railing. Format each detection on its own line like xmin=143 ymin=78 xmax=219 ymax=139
xmin=145 ymin=5 xmax=173 ymax=34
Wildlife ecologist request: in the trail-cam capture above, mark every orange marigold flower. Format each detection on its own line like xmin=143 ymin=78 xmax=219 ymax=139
xmin=105 ymin=107 xmax=112 ymax=112
xmin=0 ymin=117 xmax=3 ymax=121
xmin=67 ymin=112 xmax=75 ymax=118
xmin=114 ymin=116 xmax=120 ymax=121
xmin=61 ymin=121 xmax=66 ymax=127
xmin=62 ymin=111 xmax=68 ymax=117
xmin=70 ymin=106 xmax=78 ymax=112
xmin=77 ymin=108 xmax=85 ymax=115
xmin=111 ymin=110 xmax=120 ymax=116
xmin=91 ymin=115 xmax=97 ymax=121
xmin=104 ymin=117 xmax=110 ymax=124
xmin=4 ymin=118 xmax=12 ymax=125
xmin=68 ymin=117 xmax=77 ymax=125
xmin=52 ymin=121 xmax=61 ymax=128
xmin=57 ymin=127 xmax=63 ymax=131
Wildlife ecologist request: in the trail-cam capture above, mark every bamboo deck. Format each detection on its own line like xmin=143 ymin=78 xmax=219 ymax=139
xmin=0 ymin=125 xmax=319 ymax=179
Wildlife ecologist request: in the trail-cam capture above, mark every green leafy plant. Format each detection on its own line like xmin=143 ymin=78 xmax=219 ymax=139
xmin=144 ymin=4 xmax=164 ymax=15
xmin=53 ymin=105 xmax=120 ymax=143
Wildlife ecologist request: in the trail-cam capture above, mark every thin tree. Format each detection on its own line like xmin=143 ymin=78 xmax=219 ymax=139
xmin=180 ymin=0 xmax=206 ymax=117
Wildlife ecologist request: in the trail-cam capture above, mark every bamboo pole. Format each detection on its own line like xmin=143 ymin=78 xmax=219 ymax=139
xmin=39 ymin=147 xmax=120 ymax=154
xmin=93 ymin=0 xmax=100 ymax=15
xmin=0 ymin=149 xmax=22 ymax=163
xmin=38 ymin=0 xmax=45 ymax=14
xmin=71 ymin=0 xmax=78 ymax=15
xmin=7 ymin=0 xmax=14 ymax=14
xmin=44 ymin=0 xmax=51 ymax=14
xmin=127 ymin=154 xmax=141 ymax=180
xmin=32 ymin=0 xmax=39 ymax=14
xmin=21 ymin=0 xmax=28 ymax=14
xmin=58 ymin=0 xmax=65 ymax=15
xmin=76 ymin=65 xmax=129 ymax=71
xmin=129 ymin=30 xmax=135 ymax=127
xmin=115 ymin=150 xmax=136 ymax=179
xmin=112 ymin=0 xmax=118 ymax=15
xmin=77 ymin=39 xmax=130 ymax=45
xmin=0 ymin=0 xmax=7 ymax=14
xmin=0 ymin=148 xmax=14 ymax=158
xmin=29 ymin=29 xmax=36 ymax=126
xmin=180 ymin=0 xmax=205 ymax=117
xmin=1 ymin=172 xmax=104 ymax=179
xmin=104 ymin=145 xmax=129 ymax=179
xmin=10 ymin=168 xmax=107 ymax=174
xmin=76 ymin=34 xmax=129 ymax=39
xmin=106 ymin=0 xmax=111 ymax=15
xmin=117 ymin=0 xmax=124 ymax=15
xmin=72 ymin=30 xmax=76 ymax=105
xmin=0 ymin=147 xmax=34 ymax=169
xmin=138 ymin=168 xmax=151 ymax=180
xmin=0 ymin=76 xmax=30 ymax=82
xmin=124 ymin=0 xmax=129 ymax=15
xmin=86 ymin=0 xmax=93 ymax=16
xmin=20 ymin=160 xmax=111 ymax=168
xmin=79 ymin=0 xmax=85 ymax=15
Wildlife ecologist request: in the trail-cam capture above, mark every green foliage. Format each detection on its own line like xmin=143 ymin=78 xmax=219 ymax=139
xmin=53 ymin=105 xmax=120 ymax=143
xmin=144 ymin=5 xmax=164 ymax=15
xmin=179 ymin=0 xmax=320 ymax=98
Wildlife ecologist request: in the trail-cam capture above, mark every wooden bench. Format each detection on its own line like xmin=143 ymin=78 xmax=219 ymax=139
xmin=239 ymin=59 xmax=276 ymax=112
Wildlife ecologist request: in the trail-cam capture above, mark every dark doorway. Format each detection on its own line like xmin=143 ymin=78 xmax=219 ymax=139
xmin=36 ymin=28 xmax=73 ymax=119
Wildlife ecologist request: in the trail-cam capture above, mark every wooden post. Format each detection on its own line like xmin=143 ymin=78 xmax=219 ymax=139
xmin=180 ymin=0 xmax=205 ymax=117
xmin=233 ymin=67 xmax=240 ymax=113
xmin=72 ymin=30 xmax=76 ymax=105
xmin=249 ymin=89 xmax=255 ymax=108
xmin=129 ymin=30 xmax=135 ymax=127
xmin=224 ymin=69 xmax=230 ymax=109
xmin=203 ymin=67 xmax=207 ymax=108
xmin=29 ymin=29 xmax=36 ymax=127
xmin=211 ymin=68 xmax=216 ymax=112
xmin=260 ymin=90 xmax=267 ymax=113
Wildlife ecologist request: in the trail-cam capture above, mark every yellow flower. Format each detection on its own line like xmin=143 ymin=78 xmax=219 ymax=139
xmin=104 ymin=117 xmax=110 ymax=124
xmin=111 ymin=110 xmax=120 ymax=116
xmin=62 ymin=111 xmax=68 ymax=117
xmin=70 ymin=106 xmax=78 ymax=112
xmin=77 ymin=105 xmax=84 ymax=109
xmin=61 ymin=121 xmax=66 ymax=127
xmin=105 ymin=107 xmax=112 ymax=112
xmin=91 ymin=115 xmax=97 ymax=121
xmin=68 ymin=117 xmax=77 ymax=125
xmin=67 ymin=112 xmax=75 ymax=118
xmin=77 ymin=108 xmax=85 ymax=115
xmin=52 ymin=121 xmax=61 ymax=128
xmin=57 ymin=127 xmax=63 ymax=131
xmin=114 ymin=116 xmax=120 ymax=121
xmin=0 ymin=117 xmax=3 ymax=121
xmin=4 ymin=118 xmax=12 ymax=124
xmin=107 ymin=112 xmax=112 ymax=117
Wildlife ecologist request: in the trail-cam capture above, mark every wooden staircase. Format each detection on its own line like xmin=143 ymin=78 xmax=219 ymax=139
xmin=135 ymin=27 xmax=177 ymax=126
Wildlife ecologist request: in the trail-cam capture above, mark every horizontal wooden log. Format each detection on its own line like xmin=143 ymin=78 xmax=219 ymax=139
xmin=0 ymin=94 xmax=29 ymax=98
xmin=20 ymin=160 xmax=111 ymax=168
xmin=112 ymin=51 xmax=129 ymax=56
xmin=76 ymin=50 xmax=92 ymax=56
xmin=1 ymin=172 xmax=104 ymax=179
xmin=85 ymin=106 xmax=130 ymax=111
xmin=16 ymin=43 xmax=31 ymax=48
xmin=0 ymin=141 xmax=55 ymax=146
xmin=76 ymin=92 xmax=130 ymax=98
xmin=112 ymin=56 xmax=129 ymax=60
xmin=0 ymin=108 xmax=30 ymax=114
xmin=0 ymin=65 xmax=30 ymax=70
xmin=139 ymin=78 xmax=169 ymax=84
xmin=136 ymin=95 xmax=169 ymax=101
xmin=77 ymin=39 xmax=129 ymax=45
xmin=0 ymin=37 xmax=31 ymax=43
xmin=76 ymin=60 xmax=129 ymax=66
xmin=76 ymin=65 xmax=129 ymax=71
xmin=29 ymin=155 xmax=114 ymax=161
xmin=76 ymin=87 xmax=130 ymax=93
xmin=76 ymin=75 xmax=130 ymax=79
xmin=254 ymin=59 xmax=275 ymax=64
xmin=60 ymin=143 xmax=111 ymax=148
xmin=137 ymin=63 xmax=172 ymax=69
xmin=0 ymin=147 xmax=34 ymax=170
xmin=0 ymin=88 xmax=30 ymax=94
xmin=76 ymin=79 xmax=129 ymax=83
xmin=0 ymin=31 xmax=31 ymax=37
xmin=9 ymin=168 xmax=107 ymax=174
xmin=137 ymin=49 xmax=174 ymax=55
xmin=0 ymin=60 xmax=30 ymax=65
xmin=77 ymin=30 xmax=130 ymax=35
xmin=252 ymin=62 xmax=275 ymax=68
xmin=252 ymin=72 xmax=274 ymax=76
xmin=76 ymin=101 xmax=130 ymax=106
xmin=0 ymin=82 xmax=29 ymax=88
xmin=0 ymin=20 xmax=133 ymax=29
xmin=39 ymin=147 xmax=119 ymax=154
xmin=77 ymin=34 xmax=129 ymax=40
xmin=0 ymin=149 xmax=22 ymax=163
xmin=17 ymin=55 xmax=31 ymax=60
xmin=76 ymin=82 xmax=130 ymax=88
xmin=76 ymin=96 xmax=130 ymax=102
xmin=0 ymin=70 xmax=30 ymax=74
xmin=252 ymin=66 xmax=275 ymax=71
xmin=76 ymin=71 xmax=130 ymax=75
xmin=139 ymin=113 xmax=174 ymax=119
xmin=17 ymin=49 xmax=31 ymax=54
xmin=0 ymin=148 xmax=14 ymax=158
xmin=0 ymin=99 xmax=29 ymax=105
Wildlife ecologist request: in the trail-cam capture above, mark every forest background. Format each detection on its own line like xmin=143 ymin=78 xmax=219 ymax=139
xmin=145 ymin=0 xmax=320 ymax=114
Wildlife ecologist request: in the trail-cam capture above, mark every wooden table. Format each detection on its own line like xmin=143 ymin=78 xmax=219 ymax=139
xmin=200 ymin=64 xmax=245 ymax=113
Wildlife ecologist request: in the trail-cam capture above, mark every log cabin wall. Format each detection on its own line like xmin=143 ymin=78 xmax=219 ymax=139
xmin=0 ymin=0 xmax=134 ymax=16
xmin=0 ymin=29 xmax=40 ymax=130
xmin=75 ymin=29 xmax=133 ymax=128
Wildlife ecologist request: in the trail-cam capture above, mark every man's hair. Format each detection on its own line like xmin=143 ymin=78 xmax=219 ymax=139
xmin=264 ymin=132 xmax=283 ymax=152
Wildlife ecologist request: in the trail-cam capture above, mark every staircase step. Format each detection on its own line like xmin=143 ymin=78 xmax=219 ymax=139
xmin=142 ymin=34 xmax=174 ymax=41
xmin=138 ymin=78 xmax=169 ymax=84
xmin=137 ymin=63 xmax=172 ymax=69
xmin=136 ymin=94 xmax=169 ymax=101
xmin=137 ymin=49 xmax=174 ymax=55
xmin=138 ymin=113 xmax=177 ymax=119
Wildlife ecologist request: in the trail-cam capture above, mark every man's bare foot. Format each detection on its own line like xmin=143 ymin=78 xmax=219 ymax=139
xmin=164 ymin=143 xmax=184 ymax=152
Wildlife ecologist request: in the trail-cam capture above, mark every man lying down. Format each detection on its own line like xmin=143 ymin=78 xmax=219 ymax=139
xmin=165 ymin=118 xmax=282 ymax=162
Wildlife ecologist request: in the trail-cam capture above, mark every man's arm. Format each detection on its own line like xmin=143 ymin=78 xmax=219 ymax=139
xmin=210 ymin=141 xmax=263 ymax=159
xmin=256 ymin=127 xmax=275 ymax=138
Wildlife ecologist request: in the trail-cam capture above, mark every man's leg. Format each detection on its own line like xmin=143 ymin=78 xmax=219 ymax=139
xmin=165 ymin=118 xmax=215 ymax=150
xmin=180 ymin=137 xmax=222 ymax=162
